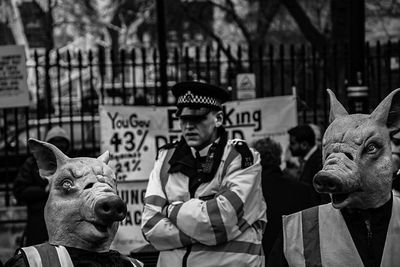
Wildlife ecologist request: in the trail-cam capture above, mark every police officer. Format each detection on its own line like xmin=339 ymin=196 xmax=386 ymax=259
xmin=141 ymin=81 xmax=267 ymax=267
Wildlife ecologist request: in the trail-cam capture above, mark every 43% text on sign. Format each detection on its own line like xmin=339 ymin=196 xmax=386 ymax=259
xmin=110 ymin=129 xmax=149 ymax=178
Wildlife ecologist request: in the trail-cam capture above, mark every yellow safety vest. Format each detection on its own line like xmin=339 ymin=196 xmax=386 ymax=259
xmin=283 ymin=197 xmax=400 ymax=267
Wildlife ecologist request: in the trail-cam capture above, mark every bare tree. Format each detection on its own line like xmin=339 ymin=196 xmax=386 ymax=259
xmin=179 ymin=0 xmax=331 ymax=54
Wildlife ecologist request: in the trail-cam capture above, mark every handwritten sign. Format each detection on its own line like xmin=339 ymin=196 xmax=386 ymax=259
xmin=100 ymin=95 xmax=297 ymax=182
xmin=99 ymin=105 xmax=180 ymax=181
xmin=0 ymin=45 xmax=30 ymax=108
xmin=110 ymin=180 xmax=150 ymax=254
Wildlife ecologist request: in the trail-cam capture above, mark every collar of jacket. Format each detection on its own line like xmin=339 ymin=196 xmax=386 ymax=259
xmin=168 ymin=127 xmax=228 ymax=180
xmin=341 ymin=195 xmax=393 ymax=227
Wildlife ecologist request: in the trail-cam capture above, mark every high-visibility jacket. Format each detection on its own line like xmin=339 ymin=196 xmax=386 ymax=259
xmin=17 ymin=243 xmax=143 ymax=267
xmin=283 ymin=197 xmax=400 ymax=267
xmin=142 ymin=140 xmax=267 ymax=267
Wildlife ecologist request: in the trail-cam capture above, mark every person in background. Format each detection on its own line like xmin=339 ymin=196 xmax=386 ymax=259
xmin=308 ymin=123 xmax=322 ymax=147
xmin=287 ymin=124 xmax=328 ymax=204
xmin=287 ymin=125 xmax=319 ymax=184
xmin=13 ymin=126 xmax=70 ymax=246
xmin=141 ymin=81 xmax=267 ymax=267
xmin=253 ymin=137 xmax=318 ymax=263
xmin=284 ymin=124 xmax=323 ymax=181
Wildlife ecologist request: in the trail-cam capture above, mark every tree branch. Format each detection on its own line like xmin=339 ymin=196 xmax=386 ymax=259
xmin=282 ymin=0 xmax=328 ymax=47
xmin=257 ymin=0 xmax=282 ymax=43
xmin=179 ymin=3 xmax=238 ymax=64
xmin=205 ymin=0 xmax=252 ymax=42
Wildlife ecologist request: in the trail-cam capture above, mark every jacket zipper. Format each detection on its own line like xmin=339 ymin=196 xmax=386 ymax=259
xmin=182 ymin=245 xmax=192 ymax=267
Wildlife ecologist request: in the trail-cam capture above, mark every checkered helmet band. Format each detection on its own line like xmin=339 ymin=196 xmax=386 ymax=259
xmin=177 ymin=90 xmax=221 ymax=107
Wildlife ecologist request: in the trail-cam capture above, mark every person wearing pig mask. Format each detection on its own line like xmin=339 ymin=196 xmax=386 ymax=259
xmin=6 ymin=139 xmax=143 ymax=267
xmin=13 ymin=126 xmax=71 ymax=247
xmin=268 ymin=88 xmax=400 ymax=267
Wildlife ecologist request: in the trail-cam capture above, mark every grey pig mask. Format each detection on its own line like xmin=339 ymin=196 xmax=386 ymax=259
xmin=313 ymin=88 xmax=400 ymax=210
xmin=28 ymin=138 xmax=127 ymax=252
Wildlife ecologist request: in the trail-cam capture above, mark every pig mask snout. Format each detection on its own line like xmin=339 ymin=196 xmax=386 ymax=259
xmin=313 ymin=151 xmax=358 ymax=194
xmin=314 ymin=170 xmax=343 ymax=193
xmin=94 ymin=195 xmax=127 ymax=223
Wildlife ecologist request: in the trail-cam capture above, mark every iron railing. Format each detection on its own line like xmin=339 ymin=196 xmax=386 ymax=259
xmin=0 ymin=40 xmax=400 ymax=206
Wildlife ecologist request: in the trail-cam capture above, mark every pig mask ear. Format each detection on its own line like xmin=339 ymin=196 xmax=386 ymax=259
xmin=28 ymin=138 xmax=69 ymax=179
xmin=327 ymin=89 xmax=349 ymax=123
xmin=97 ymin=151 xmax=110 ymax=164
xmin=371 ymin=88 xmax=400 ymax=127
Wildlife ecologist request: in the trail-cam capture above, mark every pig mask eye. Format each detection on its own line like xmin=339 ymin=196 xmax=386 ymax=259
xmin=365 ymin=142 xmax=379 ymax=154
xmin=61 ymin=179 xmax=74 ymax=191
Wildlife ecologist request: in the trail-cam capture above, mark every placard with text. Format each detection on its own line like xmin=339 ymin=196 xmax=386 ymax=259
xmin=100 ymin=95 xmax=297 ymax=181
xmin=0 ymin=45 xmax=30 ymax=108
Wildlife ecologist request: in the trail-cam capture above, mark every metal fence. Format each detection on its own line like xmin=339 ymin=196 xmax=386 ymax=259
xmin=0 ymin=40 xmax=400 ymax=206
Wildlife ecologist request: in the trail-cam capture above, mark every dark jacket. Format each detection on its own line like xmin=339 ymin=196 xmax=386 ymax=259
xmin=299 ymin=147 xmax=322 ymax=185
xmin=13 ymin=156 xmax=49 ymax=246
xmin=261 ymin=162 xmax=319 ymax=263
xmin=299 ymin=147 xmax=330 ymax=204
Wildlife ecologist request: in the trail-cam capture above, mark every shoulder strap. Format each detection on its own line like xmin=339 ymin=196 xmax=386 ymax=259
xmin=20 ymin=244 xmax=73 ymax=267
xmin=53 ymin=245 xmax=73 ymax=267
xmin=232 ymin=140 xmax=254 ymax=168
xmin=20 ymin=246 xmax=42 ymax=267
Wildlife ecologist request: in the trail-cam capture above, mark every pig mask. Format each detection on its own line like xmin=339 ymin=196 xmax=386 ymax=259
xmin=314 ymin=88 xmax=400 ymax=210
xmin=28 ymin=139 xmax=127 ymax=252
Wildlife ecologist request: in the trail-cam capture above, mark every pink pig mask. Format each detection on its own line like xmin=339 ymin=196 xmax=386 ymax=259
xmin=314 ymin=88 xmax=400 ymax=210
xmin=28 ymin=139 xmax=127 ymax=252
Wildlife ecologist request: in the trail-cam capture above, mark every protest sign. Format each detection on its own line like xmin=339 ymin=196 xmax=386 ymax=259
xmin=0 ymin=45 xmax=30 ymax=108
xmin=99 ymin=105 xmax=181 ymax=181
xmin=100 ymin=95 xmax=296 ymax=182
xmin=110 ymin=180 xmax=150 ymax=254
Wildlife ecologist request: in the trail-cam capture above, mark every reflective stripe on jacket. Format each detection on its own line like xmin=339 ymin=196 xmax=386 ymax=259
xmin=142 ymin=139 xmax=267 ymax=267
xmin=20 ymin=244 xmax=73 ymax=267
xmin=19 ymin=243 xmax=143 ymax=267
xmin=283 ymin=197 xmax=400 ymax=267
